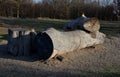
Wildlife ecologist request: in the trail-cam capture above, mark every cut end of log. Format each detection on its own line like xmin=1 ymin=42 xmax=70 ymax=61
xmin=83 ymin=17 xmax=100 ymax=33
xmin=34 ymin=32 xmax=54 ymax=60
xmin=64 ymin=15 xmax=100 ymax=33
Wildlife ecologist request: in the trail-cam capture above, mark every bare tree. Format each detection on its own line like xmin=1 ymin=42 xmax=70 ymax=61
xmin=0 ymin=0 xmax=115 ymax=20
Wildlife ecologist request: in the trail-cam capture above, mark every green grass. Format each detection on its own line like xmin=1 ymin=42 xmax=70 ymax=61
xmin=0 ymin=36 xmax=2 ymax=43
xmin=0 ymin=18 xmax=67 ymax=43
xmin=0 ymin=18 xmax=67 ymax=31
xmin=100 ymin=22 xmax=120 ymax=36
xmin=0 ymin=32 xmax=3 ymax=43
xmin=0 ymin=34 xmax=7 ymax=43
xmin=0 ymin=18 xmax=119 ymax=45
xmin=0 ymin=17 xmax=119 ymax=36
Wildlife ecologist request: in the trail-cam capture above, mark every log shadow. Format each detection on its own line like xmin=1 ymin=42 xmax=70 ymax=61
xmin=0 ymin=30 xmax=41 ymax=62
xmin=0 ymin=43 xmax=40 ymax=62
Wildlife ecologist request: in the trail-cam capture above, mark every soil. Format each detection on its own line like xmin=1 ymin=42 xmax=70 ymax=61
xmin=0 ymin=27 xmax=120 ymax=77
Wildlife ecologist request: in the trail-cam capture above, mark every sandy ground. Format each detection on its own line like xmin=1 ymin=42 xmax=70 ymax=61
xmin=0 ymin=27 xmax=120 ymax=77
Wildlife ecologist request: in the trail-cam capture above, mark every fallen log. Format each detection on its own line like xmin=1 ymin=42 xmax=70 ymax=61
xmin=34 ymin=28 xmax=106 ymax=60
xmin=64 ymin=14 xmax=100 ymax=33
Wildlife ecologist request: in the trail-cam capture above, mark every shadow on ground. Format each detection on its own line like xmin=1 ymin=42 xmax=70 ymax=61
xmin=0 ymin=43 xmax=40 ymax=62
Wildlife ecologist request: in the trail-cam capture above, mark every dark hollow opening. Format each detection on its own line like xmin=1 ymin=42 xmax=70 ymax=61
xmin=34 ymin=32 xmax=53 ymax=60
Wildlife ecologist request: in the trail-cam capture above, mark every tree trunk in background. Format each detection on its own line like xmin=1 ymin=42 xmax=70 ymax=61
xmin=17 ymin=3 xmax=20 ymax=18
xmin=0 ymin=0 xmax=117 ymax=20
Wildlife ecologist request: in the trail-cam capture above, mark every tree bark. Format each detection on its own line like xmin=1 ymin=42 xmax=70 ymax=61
xmin=34 ymin=28 xmax=106 ymax=60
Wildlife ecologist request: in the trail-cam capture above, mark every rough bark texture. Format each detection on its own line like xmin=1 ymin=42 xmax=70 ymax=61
xmin=34 ymin=28 xmax=106 ymax=60
xmin=8 ymin=28 xmax=36 ymax=56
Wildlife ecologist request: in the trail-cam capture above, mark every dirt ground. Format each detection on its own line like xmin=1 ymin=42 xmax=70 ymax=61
xmin=0 ymin=26 xmax=120 ymax=77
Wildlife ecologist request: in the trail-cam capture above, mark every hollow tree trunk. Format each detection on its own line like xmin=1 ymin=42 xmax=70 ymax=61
xmin=34 ymin=28 xmax=106 ymax=60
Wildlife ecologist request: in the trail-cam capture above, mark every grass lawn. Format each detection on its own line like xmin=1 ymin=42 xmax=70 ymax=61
xmin=100 ymin=21 xmax=120 ymax=36
xmin=0 ymin=18 xmax=120 ymax=42
xmin=0 ymin=27 xmax=8 ymax=43
xmin=0 ymin=18 xmax=119 ymax=33
xmin=0 ymin=18 xmax=67 ymax=31
xmin=0 ymin=36 xmax=2 ymax=43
